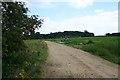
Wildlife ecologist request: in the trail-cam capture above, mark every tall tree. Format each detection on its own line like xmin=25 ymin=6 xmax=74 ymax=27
xmin=2 ymin=2 xmax=28 ymax=54
xmin=2 ymin=2 xmax=43 ymax=53
xmin=23 ymin=15 xmax=43 ymax=39
xmin=2 ymin=1 xmax=43 ymax=78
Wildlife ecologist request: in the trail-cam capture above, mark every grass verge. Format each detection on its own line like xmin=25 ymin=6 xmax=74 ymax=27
xmin=24 ymin=40 xmax=48 ymax=78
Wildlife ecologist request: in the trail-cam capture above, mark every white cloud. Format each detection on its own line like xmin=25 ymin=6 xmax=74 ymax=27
xmin=17 ymin=0 xmax=118 ymax=8
xmin=36 ymin=10 xmax=118 ymax=35
xmin=43 ymin=17 xmax=50 ymax=23
xmin=94 ymin=0 xmax=119 ymax=2
xmin=69 ymin=0 xmax=94 ymax=8
xmin=95 ymin=9 xmax=104 ymax=13
xmin=17 ymin=0 xmax=94 ymax=8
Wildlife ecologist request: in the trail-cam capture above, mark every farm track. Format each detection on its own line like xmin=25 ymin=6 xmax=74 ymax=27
xmin=42 ymin=41 xmax=118 ymax=78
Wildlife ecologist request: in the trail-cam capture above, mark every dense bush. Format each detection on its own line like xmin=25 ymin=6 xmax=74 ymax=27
xmin=2 ymin=40 xmax=48 ymax=78
xmin=2 ymin=2 xmax=44 ymax=78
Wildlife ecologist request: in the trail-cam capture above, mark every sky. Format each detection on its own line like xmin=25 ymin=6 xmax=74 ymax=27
xmin=19 ymin=0 xmax=119 ymax=35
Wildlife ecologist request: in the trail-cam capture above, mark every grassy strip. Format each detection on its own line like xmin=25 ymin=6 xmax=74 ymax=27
xmin=49 ymin=37 xmax=119 ymax=64
xmin=2 ymin=40 xmax=48 ymax=78
xmin=23 ymin=40 xmax=48 ymax=78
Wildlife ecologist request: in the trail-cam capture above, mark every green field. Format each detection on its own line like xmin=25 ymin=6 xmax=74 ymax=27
xmin=49 ymin=37 xmax=119 ymax=64
xmin=3 ymin=40 xmax=48 ymax=78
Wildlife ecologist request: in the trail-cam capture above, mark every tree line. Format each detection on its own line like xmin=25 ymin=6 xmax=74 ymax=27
xmin=34 ymin=31 xmax=120 ymax=39
xmin=35 ymin=30 xmax=95 ymax=39
xmin=106 ymin=32 xmax=120 ymax=36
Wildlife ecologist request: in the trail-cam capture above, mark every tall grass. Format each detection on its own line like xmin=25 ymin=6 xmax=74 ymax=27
xmin=81 ymin=39 xmax=118 ymax=63
xmin=24 ymin=40 xmax=48 ymax=78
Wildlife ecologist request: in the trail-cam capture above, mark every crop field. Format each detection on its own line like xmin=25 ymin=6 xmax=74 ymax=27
xmin=49 ymin=37 xmax=119 ymax=64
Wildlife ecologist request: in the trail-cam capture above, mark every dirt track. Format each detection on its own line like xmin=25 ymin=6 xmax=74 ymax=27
xmin=42 ymin=41 xmax=118 ymax=78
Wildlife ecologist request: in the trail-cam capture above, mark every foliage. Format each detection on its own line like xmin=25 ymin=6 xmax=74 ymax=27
xmin=35 ymin=31 xmax=94 ymax=39
xmin=2 ymin=2 xmax=43 ymax=53
xmin=23 ymin=15 xmax=43 ymax=39
xmin=35 ymin=32 xmax=41 ymax=39
xmin=2 ymin=1 xmax=44 ymax=78
xmin=106 ymin=32 xmax=120 ymax=36
xmin=3 ymin=40 xmax=48 ymax=78
xmin=2 ymin=2 xmax=27 ymax=53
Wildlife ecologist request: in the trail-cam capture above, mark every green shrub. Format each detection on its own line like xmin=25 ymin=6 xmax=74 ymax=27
xmin=2 ymin=40 xmax=48 ymax=78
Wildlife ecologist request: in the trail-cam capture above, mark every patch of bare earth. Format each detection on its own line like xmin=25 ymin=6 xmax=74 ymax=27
xmin=42 ymin=41 xmax=118 ymax=78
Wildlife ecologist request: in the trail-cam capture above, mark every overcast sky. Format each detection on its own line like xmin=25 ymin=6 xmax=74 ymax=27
xmin=19 ymin=0 xmax=118 ymax=35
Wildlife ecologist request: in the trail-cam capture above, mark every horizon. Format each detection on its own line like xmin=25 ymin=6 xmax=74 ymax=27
xmin=19 ymin=0 xmax=118 ymax=36
xmin=36 ymin=30 xmax=119 ymax=36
